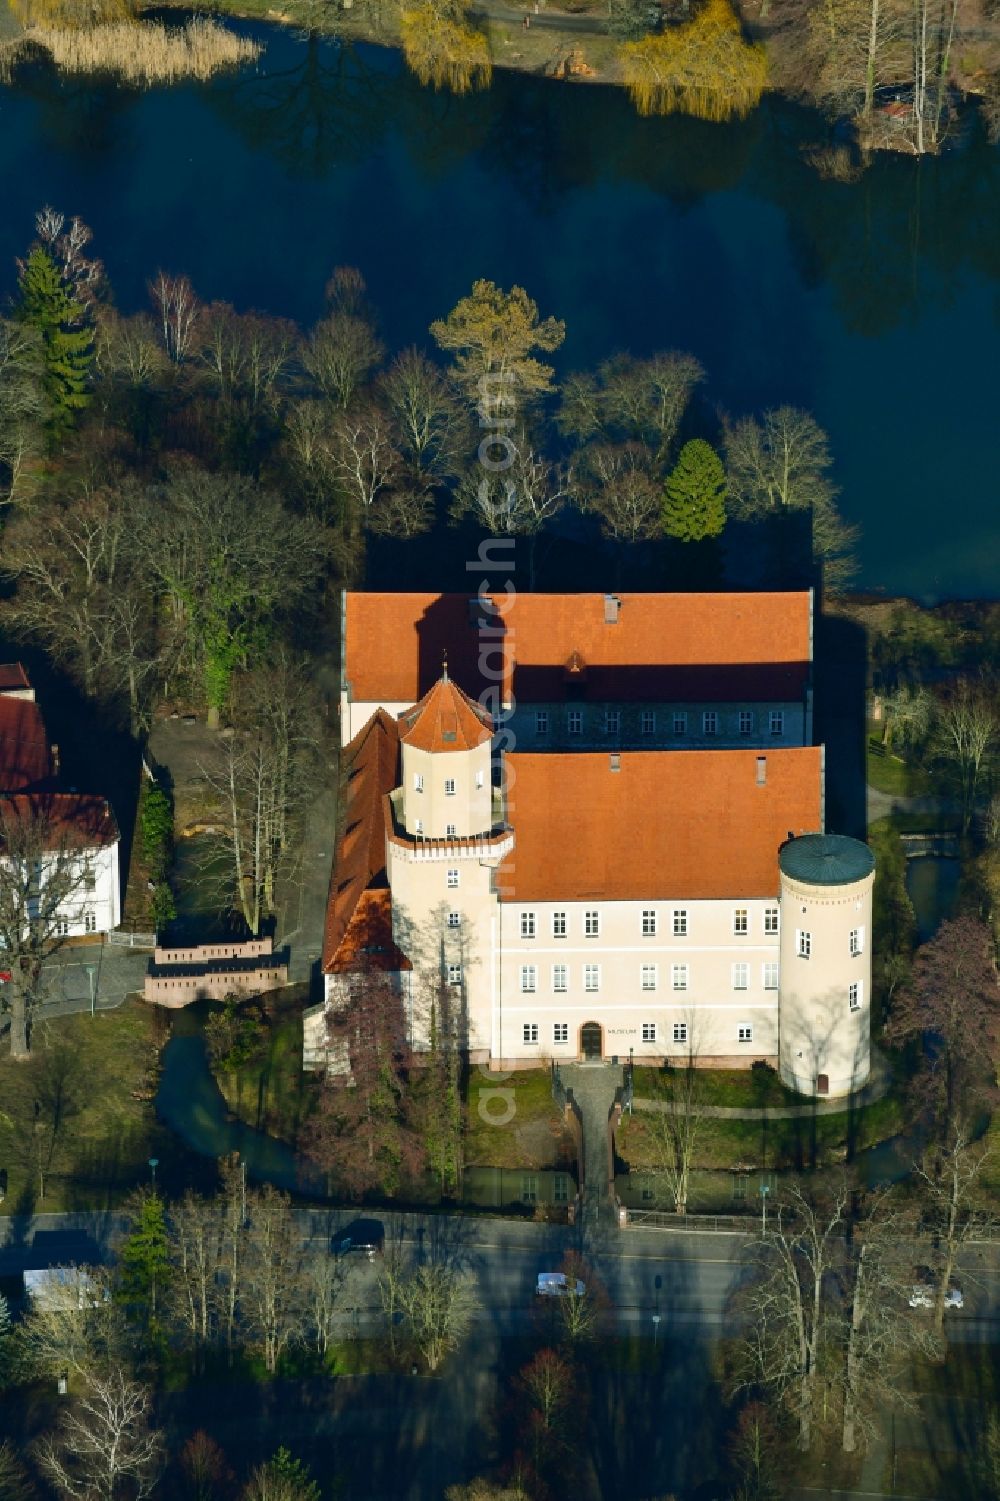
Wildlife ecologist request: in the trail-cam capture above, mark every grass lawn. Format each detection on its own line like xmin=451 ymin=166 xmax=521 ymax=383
xmin=634 ymin=1064 xmax=807 ymax=1109
xmin=618 ymin=1091 xmax=906 ymax=1174
xmin=465 ymin=1068 xmax=574 ymax=1170
xmin=0 ymin=1001 xmax=167 ymax=1213
xmin=213 ymin=990 xmax=311 ymax=1142
xmin=866 ymin=741 xmax=934 ymax=799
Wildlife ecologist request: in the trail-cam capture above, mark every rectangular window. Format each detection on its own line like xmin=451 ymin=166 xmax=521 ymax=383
xmin=535 ymin=711 xmax=549 ymax=735
xmin=553 ymin=1022 xmax=569 ymax=1044
xmin=641 ymin=964 xmax=657 ymax=991
xmin=672 ymin=964 xmax=688 ymax=991
xmin=797 ymin=930 xmax=811 ymax=959
xmin=475 ymin=770 xmax=485 ymax=790
xmin=585 ymin=910 xmax=600 ymax=937
xmin=414 ymin=819 xmax=424 ymax=835
xmin=642 ymin=1021 xmax=657 ymax=1043
xmin=553 ymin=1173 xmax=569 ymax=1203
xmin=770 ymin=710 xmax=784 ymax=737
xmin=641 ymin=710 xmax=656 ymax=736
xmin=703 ymin=711 xmax=718 ymax=736
xmin=641 ymin=909 xmax=657 ymax=936
xmin=84 ymin=911 xmax=96 ymax=934
xmin=552 ymin=964 xmax=567 ymax=992
xmin=673 ymin=1022 xmax=688 ymax=1044
xmin=764 ymin=907 xmax=779 ymax=935
xmin=732 ymin=963 xmax=749 ymax=991
xmin=850 ymin=927 xmax=865 ymax=957
xmin=444 ymin=778 xmax=456 ymax=796
xmin=446 ymin=823 xmax=457 ymax=838
xmin=584 ymin=964 xmax=600 ymax=992
xmin=83 ymin=869 xmax=97 ymax=892
xmin=447 ymin=911 xmax=461 ymax=928
xmin=763 ymin=962 xmax=779 ymax=990
xmin=521 ymin=1173 xmax=538 ymax=1203
xmin=605 ymin=709 xmax=621 ymax=735
xmin=673 ymin=712 xmax=687 ymax=736
xmin=56 ymin=915 xmax=70 ymax=937
xmin=447 ymin=869 xmax=459 ymax=889
xmin=849 ymin=981 xmax=862 ymax=1012
xmin=520 ymin=965 xmax=537 ymax=993
xmin=567 ymin=710 xmax=582 ymax=736
xmin=552 ymin=911 xmax=567 ymax=938
xmin=523 ymin=1024 xmax=538 ymax=1045
xmin=521 ymin=912 xmax=536 ymax=939
xmin=414 ymin=773 xmax=424 ymax=792
xmin=738 ymin=1024 xmax=753 ymax=1043
xmin=733 ymin=908 xmax=748 ymax=936
xmin=448 ymin=963 xmax=462 ymax=986
xmin=673 ymin=909 xmax=688 ymax=937
xmin=739 ymin=710 xmax=754 ymax=736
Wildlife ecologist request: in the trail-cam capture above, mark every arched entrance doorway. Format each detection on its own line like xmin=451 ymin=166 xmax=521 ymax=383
xmin=581 ymin=1022 xmax=603 ymax=1061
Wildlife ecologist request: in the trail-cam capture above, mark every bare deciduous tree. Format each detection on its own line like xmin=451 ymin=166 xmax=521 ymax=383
xmin=379 ymin=347 xmax=469 ymax=483
xmin=397 ymin=1264 xmax=474 ymax=1371
xmin=576 ymin=442 xmax=662 ymax=542
xmin=303 ymin=312 xmax=383 ymax=409
xmin=242 ymin=1186 xmax=308 ymax=1375
xmin=20 ymin=1266 xmax=127 ymax=1382
xmin=0 ymin=318 xmax=45 ymax=507
xmin=933 ymin=676 xmax=997 ymax=834
xmin=36 ymin=1367 xmax=163 ymax=1501
xmin=148 ymin=271 xmax=201 ymax=364
xmin=642 ymin=1028 xmax=705 ymax=1214
xmin=166 ymin=1191 xmax=223 ymax=1367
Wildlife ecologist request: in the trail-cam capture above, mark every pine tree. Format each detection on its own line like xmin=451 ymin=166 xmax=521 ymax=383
xmin=119 ymin=1192 xmax=170 ymax=1326
xmin=663 ymin=438 xmax=727 ymax=542
xmin=15 ymin=246 xmax=93 ymax=434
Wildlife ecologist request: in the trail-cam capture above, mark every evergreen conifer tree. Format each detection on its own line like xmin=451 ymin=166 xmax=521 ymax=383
xmin=663 ymin=438 xmax=727 ymax=541
xmin=15 ymin=246 xmax=93 ymax=434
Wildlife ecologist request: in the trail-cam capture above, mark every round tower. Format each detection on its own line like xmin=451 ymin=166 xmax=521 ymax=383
xmin=778 ymin=833 xmax=876 ymax=1099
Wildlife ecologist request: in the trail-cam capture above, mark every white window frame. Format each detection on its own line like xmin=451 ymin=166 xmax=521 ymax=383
xmin=605 ymin=708 xmax=621 ymax=735
xmin=671 ymin=964 xmax=688 ymax=991
xmin=703 ymin=710 xmax=718 ymax=736
xmin=737 ymin=1024 xmax=753 ymax=1044
xmin=414 ymin=819 xmax=424 ymax=835
xmin=552 ymin=964 xmax=568 ymax=992
xmin=672 ymin=1022 xmax=688 ymax=1044
xmin=584 ymin=910 xmax=600 ymax=938
xmin=732 ymin=962 xmax=749 ymax=991
xmin=641 ymin=710 xmax=656 ymax=736
xmin=849 ymin=981 xmax=862 ymax=1012
xmin=641 ymin=964 xmax=657 ymax=992
xmin=642 ymin=1021 xmax=657 ymax=1043
xmin=446 ymin=869 xmax=459 ymax=889
xmin=520 ymin=965 xmax=537 ymax=993
xmin=641 ymin=909 xmax=657 ymax=936
xmin=475 ymin=770 xmax=485 ymax=790
xmin=733 ymin=908 xmax=748 ymax=936
xmin=414 ymin=773 xmax=424 ymax=793
xmin=447 ymin=911 xmax=461 ymax=928
xmin=552 ymin=911 xmax=567 ymax=938
xmin=444 ymin=778 xmax=456 ymax=797
xmin=673 ymin=909 xmax=688 ymax=937
xmin=584 ymin=964 xmax=600 ymax=993
xmin=796 ymin=929 xmax=811 ymax=959
xmin=553 ymin=1022 xmax=569 ymax=1044
xmin=764 ymin=907 xmax=779 ymax=935
xmin=673 ymin=712 xmax=687 ymax=736
xmin=521 ymin=911 xmax=536 ymax=939
xmin=763 ymin=961 xmax=779 ymax=991
xmin=523 ymin=1023 xmax=539 ymax=1044
xmin=447 ymin=963 xmax=462 ymax=986
xmin=850 ymin=927 xmax=865 ymax=957
xmin=535 ymin=710 xmax=549 ymax=735
xmin=770 ymin=710 xmax=784 ymax=737
xmin=567 ymin=710 xmax=583 ymax=736
xmin=446 ymin=823 xmax=457 ymax=838
xmin=739 ymin=710 xmax=754 ymax=736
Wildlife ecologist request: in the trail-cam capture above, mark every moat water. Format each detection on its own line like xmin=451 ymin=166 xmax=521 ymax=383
xmin=1 ymin=30 xmax=999 ymax=598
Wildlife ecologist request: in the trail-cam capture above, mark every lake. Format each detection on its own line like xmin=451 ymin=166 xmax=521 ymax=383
xmin=1 ymin=28 xmax=999 ymax=598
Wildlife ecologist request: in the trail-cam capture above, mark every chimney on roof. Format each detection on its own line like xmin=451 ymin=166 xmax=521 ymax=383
xmin=610 ymin=752 xmax=621 ymax=772
xmin=756 ymin=755 xmax=766 ymax=786
xmin=604 ymin=594 xmax=621 ymax=625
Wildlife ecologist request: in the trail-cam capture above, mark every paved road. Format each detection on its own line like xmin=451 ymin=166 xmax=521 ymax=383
xmin=0 ymin=942 xmax=150 ymax=1036
xmin=470 ymin=0 xmax=609 ymax=32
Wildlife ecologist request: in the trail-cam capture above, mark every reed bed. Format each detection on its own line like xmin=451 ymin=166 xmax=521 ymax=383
xmin=22 ymin=17 xmax=261 ymax=83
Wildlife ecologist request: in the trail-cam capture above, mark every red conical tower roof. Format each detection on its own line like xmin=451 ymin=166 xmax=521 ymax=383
xmin=398 ymin=660 xmax=493 ymax=753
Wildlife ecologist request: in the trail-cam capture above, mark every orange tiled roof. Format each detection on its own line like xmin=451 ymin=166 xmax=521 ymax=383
xmin=0 ymin=792 xmax=119 ymax=849
xmin=0 ymin=696 xmax=53 ymax=792
xmin=0 ymin=664 xmax=31 ymax=693
xmin=343 ymin=592 xmax=812 ymax=706
xmin=498 ymin=747 xmax=823 ymax=902
xmin=398 ymin=673 xmax=492 ymax=753
xmin=322 ymin=709 xmax=404 ymax=974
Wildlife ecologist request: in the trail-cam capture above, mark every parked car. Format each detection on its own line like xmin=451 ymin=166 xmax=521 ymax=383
xmin=536 ymin=1272 xmax=585 ymax=1298
xmin=909 ymin=1283 xmax=963 ymax=1309
xmin=331 ymin=1219 xmax=385 ymax=1260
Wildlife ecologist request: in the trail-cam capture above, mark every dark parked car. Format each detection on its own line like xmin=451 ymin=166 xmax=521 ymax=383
xmin=331 ymin=1218 xmax=385 ymax=1260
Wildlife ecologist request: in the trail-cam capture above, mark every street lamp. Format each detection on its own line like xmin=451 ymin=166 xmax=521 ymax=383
xmin=148 ymin=1157 xmax=159 ymax=1191
xmin=84 ymin=964 xmax=97 ymax=1018
xmin=760 ymin=1182 xmax=770 ymax=1236
xmin=651 ymin=1313 xmax=661 ymax=1345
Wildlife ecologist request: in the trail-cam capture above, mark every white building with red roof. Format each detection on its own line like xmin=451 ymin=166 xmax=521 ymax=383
xmin=308 ymin=592 xmax=873 ymax=1099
